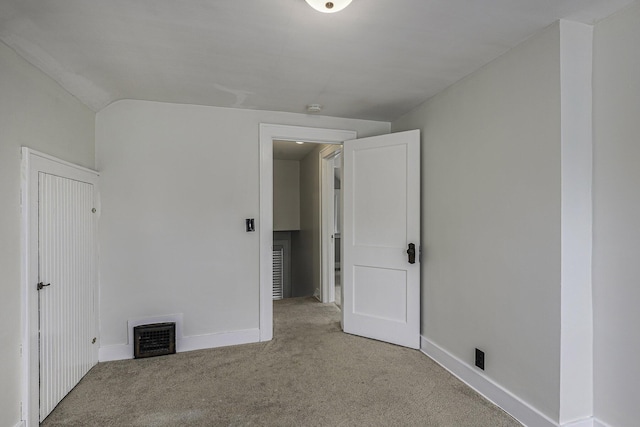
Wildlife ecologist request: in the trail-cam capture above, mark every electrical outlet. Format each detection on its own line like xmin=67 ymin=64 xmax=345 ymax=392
xmin=475 ymin=348 xmax=485 ymax=370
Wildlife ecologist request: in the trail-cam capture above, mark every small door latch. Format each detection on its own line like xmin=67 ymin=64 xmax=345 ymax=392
xmin=37 ymin=282 xmax=51 ymax=290
xmin=407 ymin=243 xmax=416 ymax=264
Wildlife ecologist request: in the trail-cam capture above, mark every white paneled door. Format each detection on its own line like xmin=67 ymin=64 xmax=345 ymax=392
xmin=342 ymin=130 xmax=420 ymax=349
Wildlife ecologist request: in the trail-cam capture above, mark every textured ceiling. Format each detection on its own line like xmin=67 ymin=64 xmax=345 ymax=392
xmin=0 ymin=0 xmax=633 ymax=121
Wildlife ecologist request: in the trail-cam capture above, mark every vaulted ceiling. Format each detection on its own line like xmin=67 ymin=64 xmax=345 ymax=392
xmin=0 ymin=0 xmax=633 ymax=121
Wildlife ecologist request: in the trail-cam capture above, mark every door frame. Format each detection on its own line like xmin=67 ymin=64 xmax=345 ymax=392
xmin=259 ymin=124 xmax=356 ymax=341
xmin=320 ymin=145 xmax=342 ymax=304
xmin=21 ymin=148 xmax=99 ymax=426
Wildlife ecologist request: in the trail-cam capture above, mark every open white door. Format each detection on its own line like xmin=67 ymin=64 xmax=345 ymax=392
xmin=342 ymin=130 xmax=420 ymax=349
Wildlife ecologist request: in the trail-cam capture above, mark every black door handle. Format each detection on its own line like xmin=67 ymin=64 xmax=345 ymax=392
xmin=37 ymin=282 xmax=51 ymax=290
xmin=407 ymin=243 xmax=416 ymax=264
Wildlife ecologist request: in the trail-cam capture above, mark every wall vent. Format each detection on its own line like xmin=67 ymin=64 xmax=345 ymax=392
xmin=273 ymin=245 xmax=284 ymax=300
xmin=134 ymin=322 xmax=176 ymax=358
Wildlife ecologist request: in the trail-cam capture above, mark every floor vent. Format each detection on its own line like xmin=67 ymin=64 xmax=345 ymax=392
xmin=134 ymin=322 xmax=176 ymax=358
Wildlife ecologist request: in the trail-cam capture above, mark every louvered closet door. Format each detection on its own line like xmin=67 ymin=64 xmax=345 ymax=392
xmin=38 ymin=172 xmax=98 ymax=421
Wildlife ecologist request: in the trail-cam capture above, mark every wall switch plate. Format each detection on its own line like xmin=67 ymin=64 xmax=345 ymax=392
xmin=475 ymin=348 xmax=485 ymax=370
xmin=246 ymin=218 xmax=255 ymax=232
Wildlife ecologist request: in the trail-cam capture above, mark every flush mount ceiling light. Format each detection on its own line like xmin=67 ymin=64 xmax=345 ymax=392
xmin=305 ymin=0 xmax=352 ymax=13
xmin=296 ymin=141 xmax=305 ymax=145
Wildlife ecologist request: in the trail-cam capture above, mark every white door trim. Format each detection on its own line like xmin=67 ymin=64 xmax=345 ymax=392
xmin=320 ymin=145 xmax=342 ymax=304
xmin=21 ymin=148 xmax=99 ymax=426
xmin=259 ymin=124 xmax=356 ymax=341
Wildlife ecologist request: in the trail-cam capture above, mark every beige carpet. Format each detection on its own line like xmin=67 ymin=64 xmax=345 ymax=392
xmin=42 ymin=298 xmax=520 ymax=426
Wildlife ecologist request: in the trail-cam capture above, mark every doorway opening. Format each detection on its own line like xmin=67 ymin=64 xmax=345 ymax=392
xmin=271 ymin=140 xmax=342 ymax=305
xmin=259 ymin=124 xmax=357 ymax=342
xmin=272 ymin=139 xmax=324 ymax=300
xmin=320 ymin=145 xmax=342 ymax=307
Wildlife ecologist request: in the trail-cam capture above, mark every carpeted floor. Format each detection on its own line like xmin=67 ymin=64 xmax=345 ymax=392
xmin=42 ymin=298 xmax=521 ymax=426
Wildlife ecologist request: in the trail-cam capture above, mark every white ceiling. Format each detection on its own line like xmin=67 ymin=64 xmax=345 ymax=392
xmin=0 ymin=0 xmax=633 ymax=122
xmin=273 ymin=140 xmax=322 ymax=161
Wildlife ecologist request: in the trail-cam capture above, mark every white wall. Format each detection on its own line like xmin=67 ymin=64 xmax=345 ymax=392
xmin=593 ymin=3 xmax=640 ymax=426
xmin=273 ymin=160 xmax=300 ymax=231
xmin=96 ymin=100 xmax=388 ymax=355
xmin=295 ymin=144 xmax=328 ymax=297
xmin=392 ymin=24 xmax=563 ymax=420
xmin=0 ymin=40 xmax=95 ymax=427
xmin=558 ymin=20 xmax=594 ymax=425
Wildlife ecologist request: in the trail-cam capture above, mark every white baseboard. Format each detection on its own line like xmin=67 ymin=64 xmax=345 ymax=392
xmin=99 ymin=328 xmax=260 ymax=362
xmin=179 ymin=328 xmax=260 ymax=353
xmin=420 ymin=336 xmax=609 ymax=427
xmin=99 ymin=342 xmax=132 ymax=361
xmin=562 ymin=418 xmax=594 ymax=427
xmin=560 ymin=418 xmax=612 ymax=427
xmin=421 ymin=336 xmax=558 ymax=427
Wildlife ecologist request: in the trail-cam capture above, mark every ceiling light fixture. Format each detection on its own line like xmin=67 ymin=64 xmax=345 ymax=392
xmin=296 ymin=141 xmax=305 ymax=145
xmin=305 ymin=0 xmax=352 ymax=13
